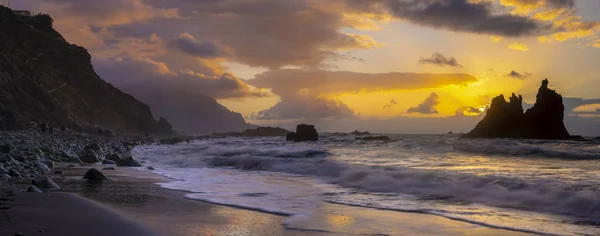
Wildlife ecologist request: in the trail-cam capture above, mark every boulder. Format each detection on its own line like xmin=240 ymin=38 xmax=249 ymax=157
xmin=0 ymin=142 xmax=12 ymax=153
xmin=79 ymin=153 xmax=100 ymax=163
xmin=27 ymin=185 xmax=42 ymax=193
xmin=117 ymin=155 xmax=143 ymax=167
xmin=105 ymin=153 xmax=121 ymax=163
xmin=32 ymin=177 xmax=60 ymax=190
xmin=287 ymin=124 xmax=318 ymax=142
xmin=146 ymin=166 xmax=155 ymax=170
xmin=8 ymin=169 xmax=21 ymax=177
xmin=463 ymin=79 xmax=572 ymax=140
xmin=102 ymin=159 xmax=116 ymax=164
xmin=84 ymin=143 xmax=101 ymax=153
xmin=83 ymin=168 xmax=108 ymax=181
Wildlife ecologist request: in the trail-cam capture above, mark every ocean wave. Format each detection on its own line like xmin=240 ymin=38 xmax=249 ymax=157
xmin=137 ymin=137 xmax=600 ymax=221
xmin=454 ymin=139 xmax=600 ymax=159
xmin=200 ymin=155 xmax=600 ymax=220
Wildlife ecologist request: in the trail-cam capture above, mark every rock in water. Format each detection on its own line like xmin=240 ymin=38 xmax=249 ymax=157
xmin=286 ymin=132 xmax=296 ymax=141
xmin=350 ymin=130 xmax=371 ymax=135
xmin=101 ymin=159 xmax=116 ymax=164
xmin=117 ymin=155 xmax=143 ymax=167
xmin=83 ymin=168 xmax=108 ymax=181
xmin=79 ymin=153 xmax=100 ymax=163
xmin=294 ymin=124 xmax=319 ymax=142
xmin=463 ymin=79 xmax=571 ymax=139
xmin=32 ymin=177 xmax=60 ymax=190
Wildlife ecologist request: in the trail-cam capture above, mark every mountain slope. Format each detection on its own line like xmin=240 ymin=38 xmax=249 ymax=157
xmin=129 ymin=90 xmax=251 ymax=135
xmin=0 ymin=7 xmax=170 ymax=133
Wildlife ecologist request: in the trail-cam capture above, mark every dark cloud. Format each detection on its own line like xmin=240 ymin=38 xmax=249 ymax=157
xmin=419 ymin=53 xmax=463 ymax=67
xmin=407 ymin=93 xmax=440 ymax=114
xmin=506 ymin=70 xmax=532 ymax=80
xmin=168 ymin=33 xmax=233 ymax=58
xmin=563 ymin=97 xmax=600 ymax=115
xmin=357 ymin=0 xmax=552 ymax=37
xmin=383 ymin=99 xmax=399 ymax=109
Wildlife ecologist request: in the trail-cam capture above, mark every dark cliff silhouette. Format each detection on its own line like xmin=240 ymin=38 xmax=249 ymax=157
xmin=463 ymin=79 xmax=573 ymax=140
xmin=0 ymin=7 xmax=171 ymax=133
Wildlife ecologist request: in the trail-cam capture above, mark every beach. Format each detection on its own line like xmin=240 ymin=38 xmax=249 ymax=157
xmin=0 ymin=162 xmax=534 ymax=236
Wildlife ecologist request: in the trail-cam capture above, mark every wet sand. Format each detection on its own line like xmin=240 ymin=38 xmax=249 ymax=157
xmin=2 ymin=164 xmax=535 ymax=236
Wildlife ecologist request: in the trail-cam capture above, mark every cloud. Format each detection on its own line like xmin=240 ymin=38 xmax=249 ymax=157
xmin=365 ymin=0 xmax=552 ymax=37
xmin=383 ymin=99 xmax=399 ymax=109
xmin=407 ymin=93 xmax=440 ymax=114
xmin=249 ymin=69 xmax=478 ymax=96
xmin=168 ymin=33 xmax=233 ymax=58
xmin=506 ymin=70 xmax=532 ymax=80
xmin=251 ymin=94 xmax=356 ymax=120
xmin=248 ymin=69 xmax=477 ymax=120
xmin=94 ymin=55 xmax=269 ymax=99
xmin=418 ymin=53 xmax=463 ymax=67
xmin=508 ymin=42 xmax=529 ymax=51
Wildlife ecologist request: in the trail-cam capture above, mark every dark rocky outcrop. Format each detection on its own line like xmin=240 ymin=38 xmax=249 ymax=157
xmin=286 ymin=124 xmax=318 ymax=142
xmin=0 ymin=7 xmax=172 ymax=134
xmin=463 ymin=79 xmax=573 ymax=139
xmin=350 ymin=130 xmax=371 ymax=135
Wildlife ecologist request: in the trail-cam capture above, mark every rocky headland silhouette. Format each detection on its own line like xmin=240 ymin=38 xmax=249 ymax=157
xmin=463 ymin=79 xmax=579 ymax=140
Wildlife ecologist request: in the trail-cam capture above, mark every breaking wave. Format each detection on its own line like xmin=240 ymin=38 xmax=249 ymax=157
xmin=454 ymin=139 xmax=600 ymax=159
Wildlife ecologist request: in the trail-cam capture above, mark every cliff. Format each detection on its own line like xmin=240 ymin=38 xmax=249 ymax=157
xmin=463 ymin=79 xmax=572 ymax=139
xmin=0 ymin=7 xmax=171 ymax=133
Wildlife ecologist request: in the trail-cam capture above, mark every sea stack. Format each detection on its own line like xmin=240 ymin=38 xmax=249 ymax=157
xmin=463 ymin=79 xmax=571 ymax=140
xmin=286 ymin=124 xmax=319 ymax=142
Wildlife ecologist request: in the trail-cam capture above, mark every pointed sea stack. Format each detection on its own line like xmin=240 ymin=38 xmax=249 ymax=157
xmin=463 ymin=79 xmax=572 ymax=140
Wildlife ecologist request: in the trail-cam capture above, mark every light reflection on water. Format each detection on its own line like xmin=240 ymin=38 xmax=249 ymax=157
xmin=136 ymin=134 xmax=600 ymax=236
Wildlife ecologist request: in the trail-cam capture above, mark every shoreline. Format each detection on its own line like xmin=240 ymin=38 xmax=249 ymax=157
xmin=0 ymin=131 xmax=539 ymax=236
xmin=1 ymin=163 xmax=535 ymax=236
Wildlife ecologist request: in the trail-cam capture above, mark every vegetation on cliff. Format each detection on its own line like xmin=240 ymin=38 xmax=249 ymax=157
xmin=0 ymin=7 xmax=171 ymax=134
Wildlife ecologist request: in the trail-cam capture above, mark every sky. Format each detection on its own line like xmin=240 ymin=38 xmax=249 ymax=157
xmin=10 ymin=0 xmax=600 ymax=135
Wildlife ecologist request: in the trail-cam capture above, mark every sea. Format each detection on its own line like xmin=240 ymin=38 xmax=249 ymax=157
xmin=134 ymin=134 xmax=600 ymax=235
